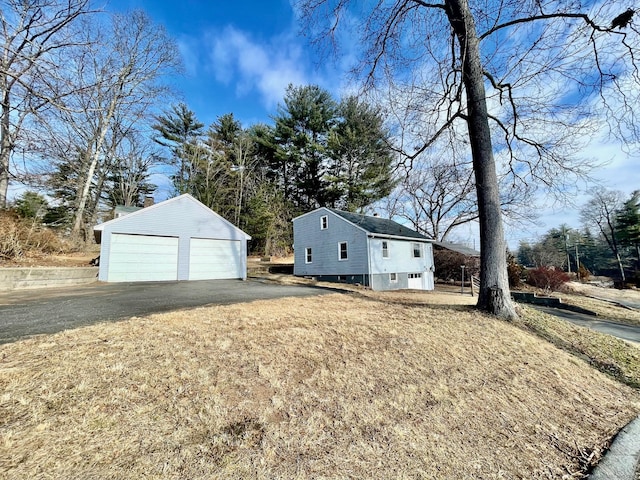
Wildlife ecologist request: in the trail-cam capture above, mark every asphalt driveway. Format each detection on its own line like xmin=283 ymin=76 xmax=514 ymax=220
xmin=0 ymin=279 xmax=332 ymax=345
xmin=533 ymin=305 xmax=640 ymax=346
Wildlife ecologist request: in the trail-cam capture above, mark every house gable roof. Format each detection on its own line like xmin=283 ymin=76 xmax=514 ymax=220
xmin=326 ymin=208 xmax=430 ymax=241
xmin=114 ymin=205 xmax=142 ymax=216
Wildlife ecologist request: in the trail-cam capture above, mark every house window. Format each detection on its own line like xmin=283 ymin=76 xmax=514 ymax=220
xmin=390 ymin=273 xmax=398 ymax=282
xmin=338 ymin=242 xmax=348 ymax=261
xmin=320 ymin=215 xmax=328 ymax=230
xmin=305 ymin=247 xmax=313 ymax=263
xmin=382 ymin=241 xmax=389 ymax=258
xmin=408 ymin=273 xmax=422 ymax=279
xmin=412 ymin=243 xmax=422 ymax=258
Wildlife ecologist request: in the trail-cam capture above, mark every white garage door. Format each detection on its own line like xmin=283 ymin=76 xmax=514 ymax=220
xmin=189 ymin=238 xmax=242 ymax=280
xmin=108 ymin=234 xmax=178 ymax=282
xmin=408 ymin=272 xmax=424 ymax=289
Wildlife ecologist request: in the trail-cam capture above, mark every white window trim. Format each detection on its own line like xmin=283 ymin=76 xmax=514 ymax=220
xmin=305 ymin=247 xmax=313 ymax=264
xmin=320 ymin=215 xmax=328 ymax=230
xmin=390 ymin=273 xmax=398 ymax=282
xmin=382 ymin=240 xmax=389 ymax=259
xmin=412 ymin=242 xmax=422 ymax=258
xmin=338 ymin=241 xmax=348 ymax=261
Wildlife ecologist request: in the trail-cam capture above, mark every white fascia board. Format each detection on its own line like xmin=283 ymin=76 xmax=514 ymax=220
xmin=367 ymin=233 xmax=433 ymax=242
xmin=292 ymin=207 xmax=332 ymax=222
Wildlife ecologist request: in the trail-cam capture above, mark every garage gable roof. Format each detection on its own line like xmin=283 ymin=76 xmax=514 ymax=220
xmin=93 ymin=194 xmax=251 ymax=243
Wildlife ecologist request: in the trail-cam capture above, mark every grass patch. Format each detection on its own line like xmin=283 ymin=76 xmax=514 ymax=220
xmin=516 ymin=304 xmax=640 ymax=389
xmin=1 ymin=291 xmax=639 ymax=479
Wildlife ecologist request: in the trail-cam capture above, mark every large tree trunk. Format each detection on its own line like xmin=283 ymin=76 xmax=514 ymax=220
xmin=445 ymin=0 xmax=517 ymax=319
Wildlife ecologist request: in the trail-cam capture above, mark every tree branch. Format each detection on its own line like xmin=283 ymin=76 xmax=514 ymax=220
xmin=479 ymin=12 xmax=611 ymax=41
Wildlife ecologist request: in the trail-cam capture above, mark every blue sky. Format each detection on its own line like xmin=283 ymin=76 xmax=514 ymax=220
xmin=103 ymin=1 xmax=638 ymax=249
xmin=106 ymin=0 xmax=334 ymax=127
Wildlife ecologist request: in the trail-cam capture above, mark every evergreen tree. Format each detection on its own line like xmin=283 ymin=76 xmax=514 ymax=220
xmin=327 ymin=96 xmax=396 ymax=211
xmin=13 ymin=192 xmax=49 ymax=220
xmin=191 ymin=114 xmax=245 ymax=223
xmin=617 ymin=191 xmax=640 ymax=272
xmin=272 ymin=84 xmax=337 ymax=211
xmin=152 ymin=103 xmax=205 ymax=195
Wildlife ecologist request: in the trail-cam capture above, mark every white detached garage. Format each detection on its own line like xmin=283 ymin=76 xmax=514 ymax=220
xmin=93 ymin=194 xmax=251 ymax=283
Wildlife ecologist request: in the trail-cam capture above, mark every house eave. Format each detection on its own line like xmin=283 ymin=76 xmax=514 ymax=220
xmin=367 ymin=233 xmax=433 ymax=242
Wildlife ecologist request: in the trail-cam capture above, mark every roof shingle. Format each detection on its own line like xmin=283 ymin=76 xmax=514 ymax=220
xmin=328 ymin=209 xmax=430 ymax=240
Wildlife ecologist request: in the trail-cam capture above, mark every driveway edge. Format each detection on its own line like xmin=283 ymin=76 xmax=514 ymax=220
xmin=589 ymin=415 xmax=640 ymax=479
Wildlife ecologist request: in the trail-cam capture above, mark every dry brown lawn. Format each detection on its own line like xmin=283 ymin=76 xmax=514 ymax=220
xmin=2 ymin=289 xmax=640 ymax=479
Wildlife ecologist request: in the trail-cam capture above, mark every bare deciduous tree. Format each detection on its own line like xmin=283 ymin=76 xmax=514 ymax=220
xmin=297 ymin=0 xmax=639 ymax=318
xmin=39 ymin=10 xmax=180 ymax=238
xmin=581 ymin=189 xmax=627 ymax=282
xmin=0 ymin=0 xmax=94 ymax=208
xmin=104 ymin=131 xmax=159 ymax=209
xmin=384 ymin=157 xmax=477 ymax=240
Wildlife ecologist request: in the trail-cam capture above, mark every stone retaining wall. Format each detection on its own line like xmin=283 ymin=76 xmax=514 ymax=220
xmin=511 ymin=291 xmax=561 ymax=306
xmin=0 ymin=267 xmax=98 ymax=290
xmin=511 ymin=291 xmax=597 ymax=315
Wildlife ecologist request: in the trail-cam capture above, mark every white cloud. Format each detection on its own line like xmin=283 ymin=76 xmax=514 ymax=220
xmin=176 ymin=36 xmax=200 ymax=77
xmin=208 ymin=26 xmax=308 ymax=109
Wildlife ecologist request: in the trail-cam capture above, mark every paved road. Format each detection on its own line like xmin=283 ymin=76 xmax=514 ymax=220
xmin=0 ymin=279 xmax=332 ymax=345
xmin=534 ymin=305 xmax=640 ymax=345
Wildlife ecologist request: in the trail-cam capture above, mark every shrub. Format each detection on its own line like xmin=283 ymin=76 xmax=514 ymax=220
xmin=0 ymin=211 xmax=74 ymax=261
xmin=507 ymin=258 xmax=524 ymax=289
xmin=433 ymin=248 xmax=480 ymax=282
xmin=577 ymin=263 xmax=591 ymax=282
xmin=506 ymin=250 xmax=524 ymax=289
xmin=526 ymin=266 xmax=570 ymax=292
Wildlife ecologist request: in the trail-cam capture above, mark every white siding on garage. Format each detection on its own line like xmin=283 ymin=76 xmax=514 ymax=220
xmin=95 ymin=195 xmax=251 ymax=283
xmin=189 ymin=238 xmax=242 ymax=280
xmin=107 ymin=234 xmax=178 ymax=282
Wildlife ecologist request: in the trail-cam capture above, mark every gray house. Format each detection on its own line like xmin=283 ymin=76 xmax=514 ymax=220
xmin=293 ymin=208 xmax=434 ymax=291
xmin=93 ymin=194 xmax=251 ymax=283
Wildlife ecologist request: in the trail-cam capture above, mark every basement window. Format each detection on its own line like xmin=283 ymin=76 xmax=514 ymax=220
xmin=390 ymin=273 xmax=398 ymax=282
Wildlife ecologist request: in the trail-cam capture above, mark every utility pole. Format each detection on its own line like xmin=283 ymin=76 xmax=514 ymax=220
xmin=563 ymin=226 xmax=571 ymax=274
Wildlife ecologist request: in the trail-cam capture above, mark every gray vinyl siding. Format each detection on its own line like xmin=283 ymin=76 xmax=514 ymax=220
xmin=293 ymin=209 xmax=369 ymax=277
xmin=371 ymin=272 xmax=409 ymax=291
xmin=96 ymin=195 xmax=249 ymax=282
xmin=293 ymin=207 xmax=435 ymax=291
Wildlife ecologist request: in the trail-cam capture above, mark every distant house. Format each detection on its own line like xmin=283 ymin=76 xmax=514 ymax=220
xmin=113 ymin=205 xmax=142 ymax=218
xmin=293 ymin=207 xmax=434 ymax=291
xmin=433 ymin=241 xmax=480 ymax=258
xmin=94 ymin=194 xmax=251 ymax=283
xmin=432 ymin=241 xmax=481 ymax=281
